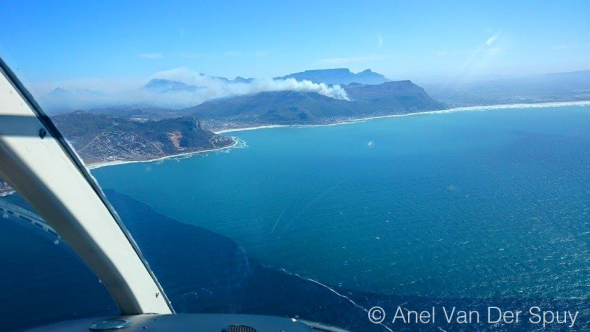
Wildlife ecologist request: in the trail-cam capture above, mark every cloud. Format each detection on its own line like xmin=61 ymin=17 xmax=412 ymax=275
xmin=152 ymin=67 xmax=211 ymax=85
xmin=37 ymin=67 xmax=350 ymax=111
xmin=315 ymin=54 xmax=389 ymax=65
xmin=377 ymin=34 xmax=383 ymax=49
xmin=139 ymin=53 xmax=163 ymax=60
xmin=153 ymin=67 xmax=349 ymax=101
xmin=245 ymin=78 xmax=349 ymax=100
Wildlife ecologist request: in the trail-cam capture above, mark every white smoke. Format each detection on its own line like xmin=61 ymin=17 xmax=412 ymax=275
xmin=152 ymin=67 xmax=349 ymax=101
xmin=37 ymin=67 xmax=350 ymax=111
xmin=245 ymin=78 xmax=349 ymax=100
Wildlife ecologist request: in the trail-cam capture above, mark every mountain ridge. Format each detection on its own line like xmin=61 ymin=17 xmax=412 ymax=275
xmin=280 ymin=68 xmax=391 ymax=85
xmin=186 ymin=80 xmax=444 ymax=130
xmin=143 ymin=79 xmax=203 ymax=93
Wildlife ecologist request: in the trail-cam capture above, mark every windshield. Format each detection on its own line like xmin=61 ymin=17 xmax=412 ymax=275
xmin=0 ymin=194 xmax=118 ymax=330
xmin=1 ymin=2 xmax=590 ymax=331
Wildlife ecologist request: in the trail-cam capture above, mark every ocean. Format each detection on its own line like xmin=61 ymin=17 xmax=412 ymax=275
xmin=2 ymin=104 xmax=590 ymax=331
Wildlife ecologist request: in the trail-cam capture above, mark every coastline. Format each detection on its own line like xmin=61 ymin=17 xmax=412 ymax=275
xmin=87 ymin=139 xmax=239 ymax=170
xmin=214 ymin=100 xmax=590 ymax=135
xmin=89 ymin=99 xmax=590 ymax=170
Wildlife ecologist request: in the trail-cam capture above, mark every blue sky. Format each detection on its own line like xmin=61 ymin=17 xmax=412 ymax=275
xmin=1 ymin=0 xmax=589 ymax=91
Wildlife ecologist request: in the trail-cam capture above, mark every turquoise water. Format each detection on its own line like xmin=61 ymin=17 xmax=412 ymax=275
xmin=93 ymin=106 xmax=590 ymax=301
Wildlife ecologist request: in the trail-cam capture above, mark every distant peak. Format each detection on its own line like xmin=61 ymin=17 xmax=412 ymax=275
xmin=45 ymin=87 xmax=71 ymax=97
xmin=303 ymin=68 xmax=352 ymax=73
xmin=280 ymin=68 xmax=389 ymax=85
xmin=144 ymin=78 xmax=180 ymax=85
xmin=143 ymin=78 xmax=201 ymax=92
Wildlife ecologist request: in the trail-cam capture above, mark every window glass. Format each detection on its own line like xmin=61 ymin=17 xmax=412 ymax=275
xmin=0 ymin=192 xmax=117 ymax=331
xmin=2 ymin=2 xmax=590 ymax=331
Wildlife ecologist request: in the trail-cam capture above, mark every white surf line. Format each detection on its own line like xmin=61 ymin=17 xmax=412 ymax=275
xmin=215 ymin=124 xmax=289 ymax=134
xmin=307 ymin=100 xmax=590 ymax=126
xmin=214 ymin=100 xmax=590 ymax=135
xmin=87 ymin=138 xmax=240 ymax=170
xmin=448 ymin=100 xmax=590 ymax=112
xmin=91 ymin=100 xmax=590 ymax=169
xmin=279 ymin=268 xmax=394 ymax=332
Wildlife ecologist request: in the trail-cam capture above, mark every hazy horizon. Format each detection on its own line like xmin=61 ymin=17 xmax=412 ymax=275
xmin=1 ymin=0 xmax=589 ymax=95
xmin=32 ymin=66 xmax=590 ymax=95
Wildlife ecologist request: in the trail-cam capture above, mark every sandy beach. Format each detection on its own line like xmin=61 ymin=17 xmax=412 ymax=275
xmin=87 ymin=139 xmax=240 ymax=170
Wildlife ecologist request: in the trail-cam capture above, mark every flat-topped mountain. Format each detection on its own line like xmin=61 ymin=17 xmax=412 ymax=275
xmin=280 ymin=68 xmax=390 ymax=85
xmin=52 ymin=111 xmax=234 ymax=164
xmin=143 ymin=79 xmax=203 ymax=93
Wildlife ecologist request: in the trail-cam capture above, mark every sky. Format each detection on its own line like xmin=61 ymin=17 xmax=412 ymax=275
xmin=1 ymin=0 xmax=589 ymax=93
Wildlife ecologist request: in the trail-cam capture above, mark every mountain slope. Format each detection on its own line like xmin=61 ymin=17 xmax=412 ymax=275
xmin=280 ymin=68 xmax=390 ymax=85
xmin=52 ymin=111 xmax=234 ymax=164
xmin=187 ymin=80 xmax=444 ymax=127
xmin=345 ymin=80 xmax=444 ymax=111
xmin=188 ymin=90 xmax=356 ymax=123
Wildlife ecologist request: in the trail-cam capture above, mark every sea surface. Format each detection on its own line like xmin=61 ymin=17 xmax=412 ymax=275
xmin=2 ymin=105 xmax=590 ymax=331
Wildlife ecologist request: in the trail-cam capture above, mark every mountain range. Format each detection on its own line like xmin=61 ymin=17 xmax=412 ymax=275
xmin=38 ymin=69 xmax=447 ymax=129
xmin=39 ymin=68 xmax=590 ymax=115
xmin=37 ymin=68 xmax=396 ymax=113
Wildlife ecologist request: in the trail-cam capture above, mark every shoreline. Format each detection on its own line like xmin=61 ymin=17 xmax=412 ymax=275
xmin=89 ymin=100 xmax=590 ymax=170
xmin=87 ymin=139 xmax=239 ymax=170
xmin=214 ymin=100 xmax=590 ymax=134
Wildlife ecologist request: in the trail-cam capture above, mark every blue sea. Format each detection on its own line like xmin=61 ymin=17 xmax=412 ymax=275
xmin=2 ymin=105 xmax=590 ymax=331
